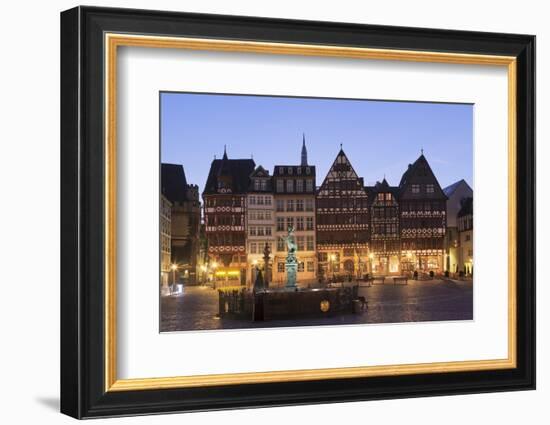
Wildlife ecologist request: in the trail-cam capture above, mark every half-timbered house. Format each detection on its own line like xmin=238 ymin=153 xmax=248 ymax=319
xmin=202 ymin=148 xmax=255 ymax=286
xmin=316 ymin=148 xmax=370 ymax=278
xmin=398 ymin=153 xmax=447 ymax=274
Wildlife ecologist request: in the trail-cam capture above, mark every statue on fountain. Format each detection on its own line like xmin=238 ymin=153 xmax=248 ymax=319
xmin=281 ymin=225 xmax=298 ymax=289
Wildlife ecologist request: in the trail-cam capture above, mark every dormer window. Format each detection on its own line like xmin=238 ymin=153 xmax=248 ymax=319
xmin=306 ymin=167 xmax=311 ymax=175
xmin=288 ymin=167 xmax=293 ymax=175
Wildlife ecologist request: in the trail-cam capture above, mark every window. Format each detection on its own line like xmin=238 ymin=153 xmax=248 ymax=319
xmin=296 ymin=179 xmax=304 ymax=192
xmin=254 ymin=180 xmax=260 ymax=191
xmin=265 ymin=211 xmax=272 ymax=220
xmin=305 ymin=199 xmax=314 ymax=211
xmin=265 ymin=196 xmax=272 ymax=205
xmin=306 ymin=235 xmax=314 ymax=251
xmin=250 ymin=242 xmax=257 ymax=254
xmin=288 ymin=167 xmax=293 ymax=175
xmin=307 ymin=261 xmax=314 ymax=272
xmin=265 ymin=227 xmax=272 ymax=236
xmin=306 ymin=167 xmax=311 ymax=175
xmin=260 ymin=179 xmax=267 ymax=191
xmin=412 ymin=184 xmax=420 ymax=194
xmin=277 ymin=262 xmax=285 ymax=272
xmin=287 ymin=199 xmax=295 ymax=211
xmin=426 ymin=184 xmax=435 ymax=193
xmin=276 ymin=180 xmax=284 ymax=192
xmin=276 ymin=199 xmax=284 ymax=211
xmin=306 ymin=179 xmax=313 ymax=192
xmin=468 ymin=249 xmax=473 ymax=256
xmin=249 ymin=195 xmax=256 ymax=205
xmin=306 ymin=217 xmax=314 ymax=231
xmin=465 ymin=234 xmax=471 ymax=242
xmin=277 ymin=239 xmax=286 ymax=252
xmin=257 ymin=227 xmax=265 ymax=236
xmin=286 ymin=217 xmax=295 ymax=229
xmin=276 ymin=217 xmax=285 ymax=231
xmin=296 ymin=199 xmax=304 ymax=211
xmin=257 ymin=196 xmax=264 ymax=205
xmin=279 ymin=167 xmax=284 ymax=175
xmin=298 ymin=262 xmax=305 ymax=272
xmin=296 ymin=217 xmax=304 ymax=231
xmin=297 ymin=236 xmax=305 ymax=251
xmin=286 ymin=179 xmax=294 ymax=192
xmin=249 ymin=227 xmax=256 ymax=236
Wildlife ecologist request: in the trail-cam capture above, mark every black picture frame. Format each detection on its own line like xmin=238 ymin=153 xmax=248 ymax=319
xmin=61 ymin=6 xmax=535 ymax=419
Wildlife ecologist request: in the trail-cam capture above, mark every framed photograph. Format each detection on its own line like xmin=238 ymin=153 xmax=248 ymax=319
xmin=60 ymin=6 xmax=535 ymax=419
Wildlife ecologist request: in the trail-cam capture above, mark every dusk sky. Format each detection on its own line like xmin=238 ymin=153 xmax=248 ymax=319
xmin=160 ymin=92 xmax=473 ymax=192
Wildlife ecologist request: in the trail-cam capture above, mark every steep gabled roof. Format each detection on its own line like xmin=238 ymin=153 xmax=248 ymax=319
xmin=318 ymin=148 xmax=366 ymax=196
xmin=443 ymin=179 xmax=472 ymax=197
xmin=161 ymin=163 xmax=189 ymax=203
xmin=372 ymin=178 xmax=399 ymax=196
xmin=203 ymin=158 xmax=256 ymax=195
xmin=398 ymin=154 xmax=447 ymax=200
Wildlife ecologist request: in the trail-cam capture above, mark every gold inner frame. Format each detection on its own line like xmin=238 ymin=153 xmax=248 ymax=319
xmin=104 ymin=33 xmax=517 ymax=392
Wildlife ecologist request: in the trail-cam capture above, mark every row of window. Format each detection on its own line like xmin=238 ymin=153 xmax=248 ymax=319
xmin=277 ymin=261 xmax=315 ymax=273
xmin=207 ymin=214 xmax=244 ymax=226
xmin=252 ymin=179 xmax=269 ymax=191
xmin=277 ymin=236 xmax=315 ymax=252
xmin=277 ymin=166 xmax=312 ymax=175
xmin=249 ymin=241 xmax=273 ymax=254
xmin=411 ymin=184 xmax=435 ymax=194
xmin=248 ymin=195 xmax=272 ymax=205
xmin=249 ymin=226 xmax=273 ymax=236
xmin=316 ymin=197 xmax=369 ymax=209
xmin=248 ymin=210 xmax=272 ymax=221
xmin=275 ymin=198 xmax=314 ymax=212
xmin=205 ymin=198 xmax=244 ymax=208
xmin=276 ymin=216 xmax=314 ymax=232
xmin=275 ymin=179 xmax=314 ymax=193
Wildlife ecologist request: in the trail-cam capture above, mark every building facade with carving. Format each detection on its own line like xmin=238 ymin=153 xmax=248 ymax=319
xmin=316 ymin=148 xmax=370 ymax=279
xmin=202 ymin=149 xmax=255 ymax=287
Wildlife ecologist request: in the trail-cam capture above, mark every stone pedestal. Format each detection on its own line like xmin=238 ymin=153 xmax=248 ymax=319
xmin=285 ymin=257 xmax=298 ymax=289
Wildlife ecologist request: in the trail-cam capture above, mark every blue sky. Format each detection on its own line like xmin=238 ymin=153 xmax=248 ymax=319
xmin=161 ymin=92 xmax=473 ymax=191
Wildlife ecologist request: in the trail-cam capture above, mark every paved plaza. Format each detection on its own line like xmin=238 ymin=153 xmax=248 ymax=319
xmin=160 ymin=279 xmax=473 ymax=332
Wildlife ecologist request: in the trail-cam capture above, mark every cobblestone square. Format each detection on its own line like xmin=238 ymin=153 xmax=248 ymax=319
xmin=160 ymin=279 xmax=473 ymax=332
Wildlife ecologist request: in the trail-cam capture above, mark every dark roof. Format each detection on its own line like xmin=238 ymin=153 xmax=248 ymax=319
xmin=398 ymin=154 xmax=447 ymax=200
xmin=458 ymin=196 xmax=473 ymax=217
xmin=161 ymin=163 xmax=189 ymax=203
xmin=443 ymin=179 xmax=471 ymax=197
xmin=203 ymin=158 xmax=256 ymax=195
xmin=248 ymin=165 xmax=272 ymax=191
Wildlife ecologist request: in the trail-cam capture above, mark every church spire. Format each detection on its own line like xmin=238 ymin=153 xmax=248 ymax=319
xmin=301 ymin=133 xmax=308 ymax=166
xmin=222 ymin=144 xmax=228 ymax=160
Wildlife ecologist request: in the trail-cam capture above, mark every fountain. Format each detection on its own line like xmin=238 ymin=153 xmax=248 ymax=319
xmin=281 ymin=225 xmax=298 ymax=290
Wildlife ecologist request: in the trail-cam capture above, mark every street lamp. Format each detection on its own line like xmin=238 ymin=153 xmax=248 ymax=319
xmin=170 ymin=263 xmax=178 ymax=294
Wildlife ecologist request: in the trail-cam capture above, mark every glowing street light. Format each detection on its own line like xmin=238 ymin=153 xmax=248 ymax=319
xmin=170 ymin=263 xmax=178 ymax=294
